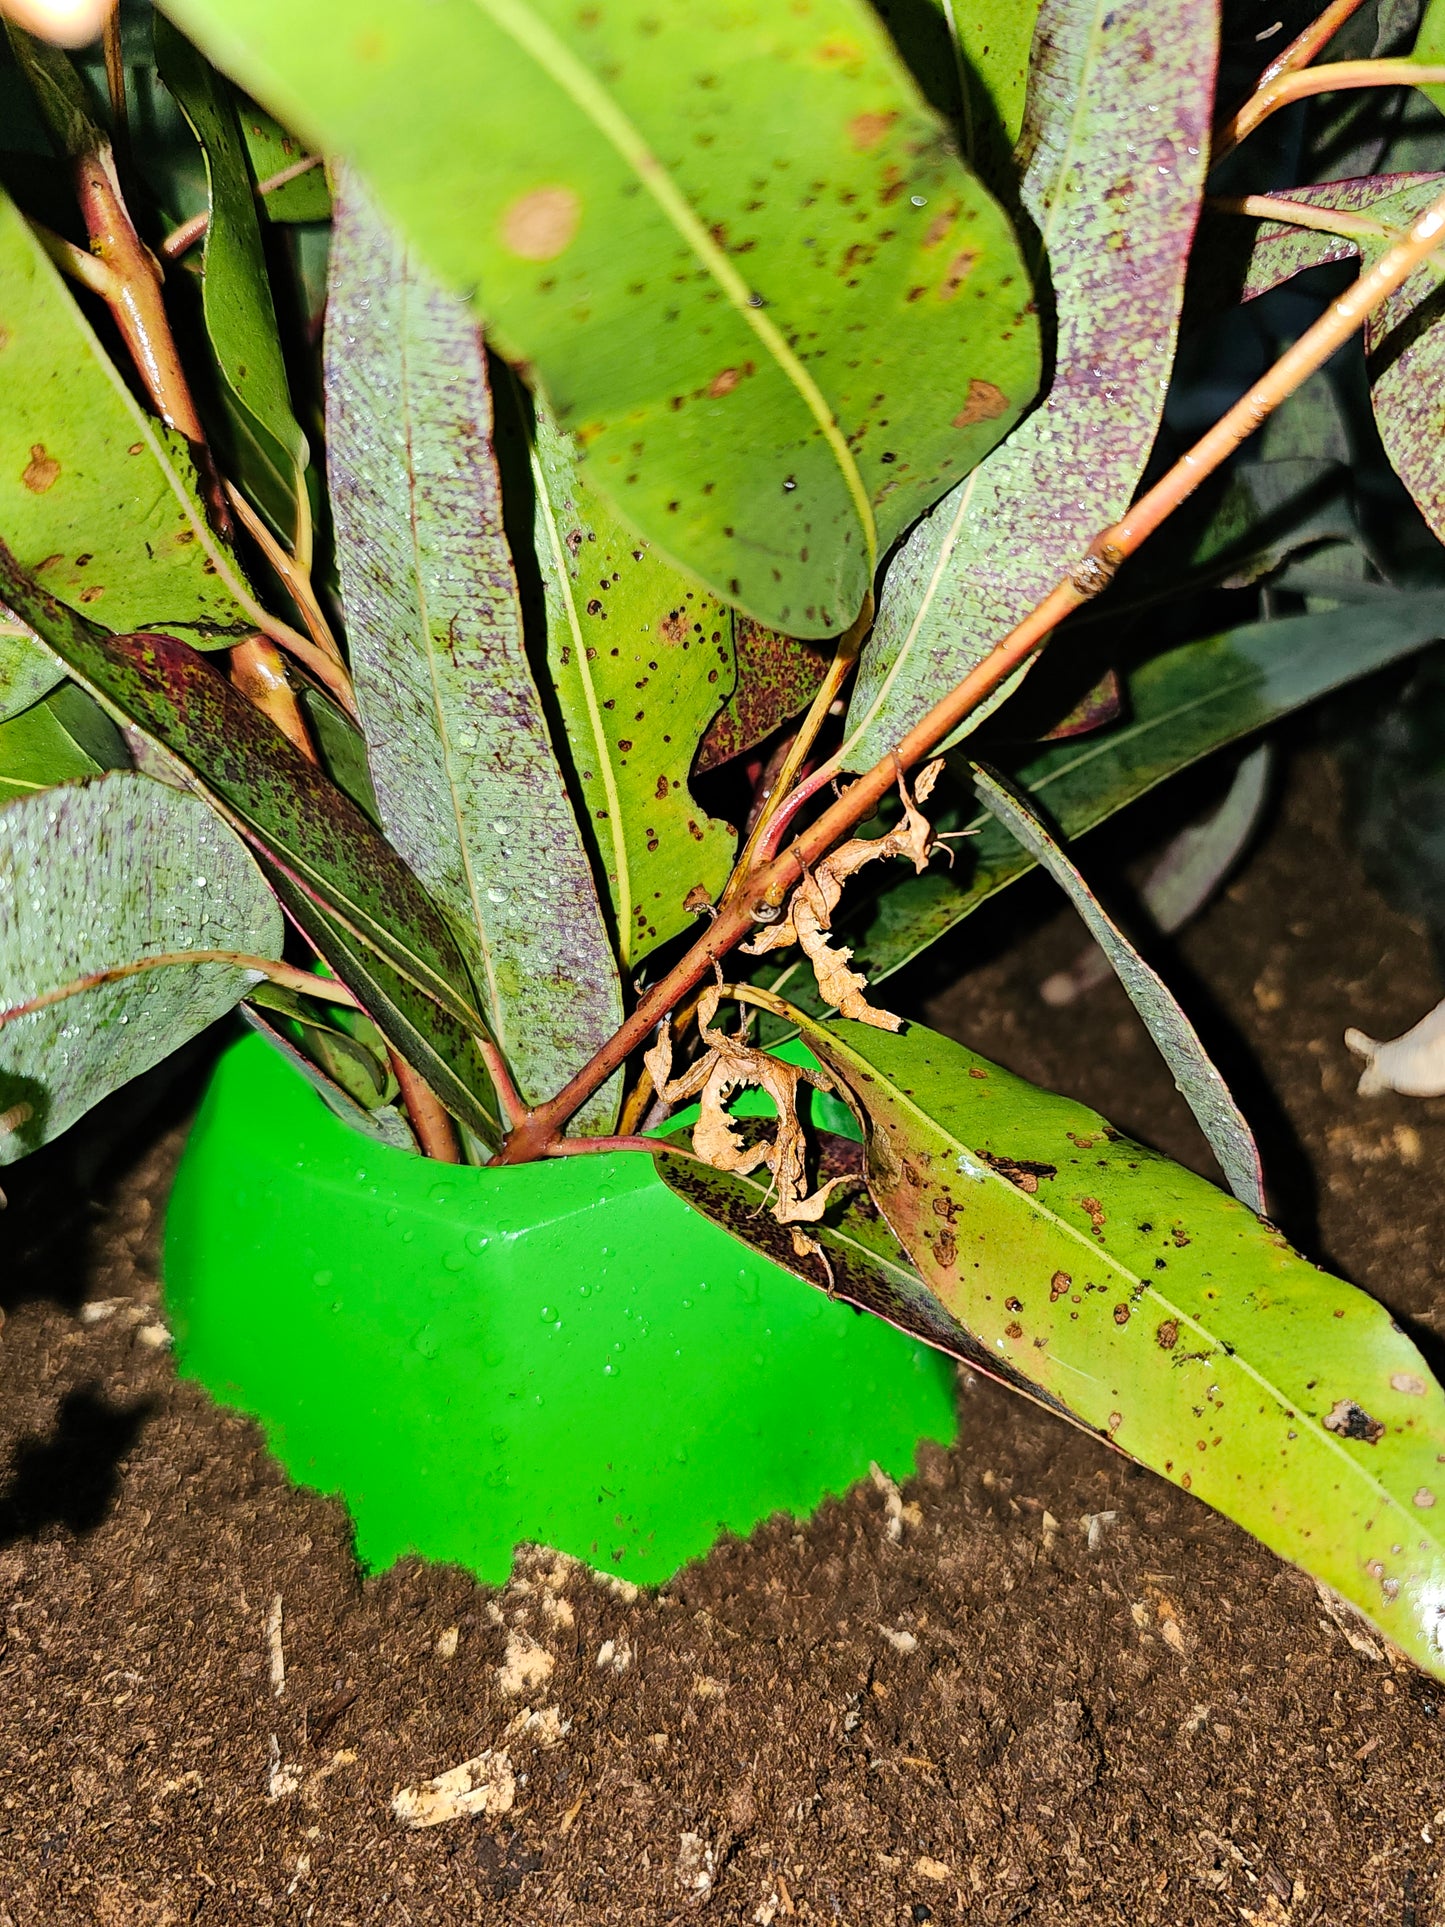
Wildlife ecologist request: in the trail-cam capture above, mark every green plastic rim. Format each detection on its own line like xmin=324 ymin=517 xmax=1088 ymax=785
xmin=162 ymin=1033 xmax=958 ymax=1585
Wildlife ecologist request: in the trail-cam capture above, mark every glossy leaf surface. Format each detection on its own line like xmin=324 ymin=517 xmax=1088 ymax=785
xmin=531 ymin=406 xmax=738 ymax=966
xmin=156 ymin=18 xmax=311 ymax=549
xmin=760 ymin=592 xmax=1445 ymax=1018
xmin=0 ymin=186 xmax=262 ymax=644
xmin=326 ymin=181 xmax=622 ymax=1123
xmin=842 ymin=0 xmax=1217 ymax=769
xmin=970 ymin=762 xmax=1265 ymax=1212
xmin=0 ymin=771 xmax=282 ymax=1160
xmin=0 ymin=548 xmax=505 ymax=1146
xmin=161 ymin=0 xmax=1039 ymax=637
xmin=797 ymin=1014 xmax=1445 ymax=1681
xmin=1237 ymin=174 xmax=1445 ymax=548
xmin=0 ymin=679 xmax=126 ymax=806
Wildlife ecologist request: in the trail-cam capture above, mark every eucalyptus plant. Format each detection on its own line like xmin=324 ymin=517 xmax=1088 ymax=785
xmin=4 ymin=0 xmax=1445 ymax=1671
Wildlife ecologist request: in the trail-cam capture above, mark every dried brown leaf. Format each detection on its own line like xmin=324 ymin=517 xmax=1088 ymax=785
xmin=742 ymin=759 xmax=944 ymax=1028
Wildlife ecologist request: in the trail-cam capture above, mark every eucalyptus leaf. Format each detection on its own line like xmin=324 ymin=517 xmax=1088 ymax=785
xmin=1236 ymin=174 xmax=1445 ymax=548
xmin=0 ymin=610 xmax=62 ymax=722
xmin=155 ymin=16 xmax=311 ymax=550
xmin=159 ymin=0 xmax=1040 ymax=636
xmin=969 ymin=761 xmax=1266 ymax=1213
xmin=0 ymin=546 xmax=506 ymax=1147
xmin=0 ymin=678 xmax=126 ymax=806
xmin=531 ymin=403 xmax=738 ymax=966
xmin=842 ymin=0 xmax=1217 ymax=769
xmin=1413 ymin=0 xmax=1445 ymax=110
xmin=0 ymin=771 xmax=283 ymax=1160
xmin=325 ymin=178 xmax=624 ymax=1124
xmin=235 ymin=97 xmax=329 ymax=220
xmin=1043 ymin=744 xmax=1273 ymax=1003
xmin=758 ymin=592 xmax=1445 ymax=1018
xmin=239 ymin=1000 xmax=417 ymax=1151
xmin=0 ymin=184 xmax=264 ymax=644
xmin=694 ymin=617 xmax=827 ymax=776
xmin=760 ymin=1012 xmax=1445 ymax=1682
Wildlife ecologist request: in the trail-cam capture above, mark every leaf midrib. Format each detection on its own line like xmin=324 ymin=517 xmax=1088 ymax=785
xmin=819 ymin=1025 xmax=1439 ymax=1543
xmin=470 ymin=0 xmax=876 ymax=581
xmin=531 ymin=443 xmax=633 ymax=963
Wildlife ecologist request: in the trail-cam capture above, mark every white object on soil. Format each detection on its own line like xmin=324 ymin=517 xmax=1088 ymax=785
xmin=1345 ymin=996 xmax=1445 ymax=1097
xmin=392 ymin=1750 xmax=516 ymax=1828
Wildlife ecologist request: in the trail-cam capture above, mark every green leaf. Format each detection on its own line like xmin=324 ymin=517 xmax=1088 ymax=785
xmin=240 ymin=1000 xmax=417 ymax=1150
xmin=0 ymin=184 xmax=266 ymax=647
xmin=530 ymin=403 xmax=738 ymax=968
xmin=1042 ymin=743 xmax=1273 ymax=1003
xmin=969 ymin=761 xmax=1265 ymax=1213
xmin=235 ymin=97 xmax=330 ymax=220
xmin=842 ymin=0 xmax=1217 ymax=770
xmin=159 ymin=0 xmax=1040 ymax=636
xmin=1236 ymin=174 xmax=1445 ymax=549
xmin=872 ymin=0 xmax=1042 ymax=181
xmin=782 ymin=1011 xmax=1445 ymax=1681
xmin=324 ymin=177 xmax=624 ymax=1124
xmin=1413 ymin=0 xmax=1445 ymax=111
xmin=694 ymin=616 xmax=827 ymax=776
xmin=760 ymin=592 xmax=1445 ymax=1017
xmin=0 ymin=771 xmax=283 ymax=1161
xmin=154 ymin=17 xmax=311 ymax=551
xmin=0 ymin=608 xmax=63 ymax=722
xmin=0 ymin=678 xmax=126 ymax=805
xmin=0 ymin=545 xmax=506 ymax=1147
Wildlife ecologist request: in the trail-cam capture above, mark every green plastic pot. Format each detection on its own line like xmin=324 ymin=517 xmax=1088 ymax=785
xmin=162 ymin=1033 xmax=957 ymax=1585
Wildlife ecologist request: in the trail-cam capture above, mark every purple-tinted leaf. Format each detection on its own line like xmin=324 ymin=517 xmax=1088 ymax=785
xmin=970 ymin=761 xmax=1265 ymax=1213
xmin=842 ymin=0 xmax=1218 ymax=770
xmin=694 ymin=618 xmax=828 ymax=775
xmin=325 ymin=176 xmax=622 ymax=1126
xmin=1238 ymin=175 xmax=1445 ymax=544
xmin=1035 ymin=667 xmax=1123 ymax=743
xmin=0 ymin=545 xmax=505 ymax=1146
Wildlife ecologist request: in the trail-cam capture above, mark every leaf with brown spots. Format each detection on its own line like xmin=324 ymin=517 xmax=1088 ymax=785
xmin=842 ymin=0 xmax=1217 ymax=769
xmin=730 ymin=1005 xmax=1445 ymax=1686
xmin=162 ymin=0 xmax=1038 ymax=637
xmin=530 ymin=404 xmax=738 ymax=968
xmin=694 ymin=618 xmax=829 ymax=776
xmin=743 ymin=759 xmax=944 ymax=1028
xmin=0 ymin=183 xmax=268 ymax=725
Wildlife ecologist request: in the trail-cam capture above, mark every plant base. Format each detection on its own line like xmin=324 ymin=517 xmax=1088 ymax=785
xmin=162 ymin=1035 xmax=957 ymax=1586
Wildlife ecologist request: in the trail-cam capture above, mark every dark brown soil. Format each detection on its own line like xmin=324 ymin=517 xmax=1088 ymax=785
xmin=3 ymin=749 xmax=1444 ymax=1927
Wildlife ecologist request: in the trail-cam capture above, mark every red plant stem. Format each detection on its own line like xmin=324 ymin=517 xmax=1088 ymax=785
xmin=1257 ymin=0 xmax=1371 ymax=91
xmin=387 ymin=1047 xmax=462 ymax=1163
xmin=161 ymin=155 xmax=324 ymax=262
xmin=495 ymin=179 xmax=1445 ymax=1166
xmin=545 ymin=1135 xmax=709 ymax=1163
xmin=1213 ymin=58 xmax=1445 ymax=165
